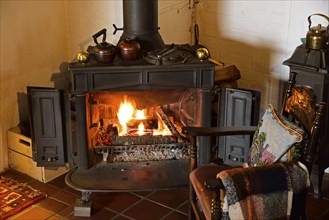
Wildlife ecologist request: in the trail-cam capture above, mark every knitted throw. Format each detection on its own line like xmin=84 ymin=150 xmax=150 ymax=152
xmin=217 ymin=162 xmax=309 ymax=220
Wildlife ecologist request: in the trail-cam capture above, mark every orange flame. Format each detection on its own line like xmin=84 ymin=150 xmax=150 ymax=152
xmin=117 ymin=97 xmax=171 ymax=136
xmin=136 ymin=110 xmax=146 ymax=119
xmin=117 ymin=97 xmax=135 ymax=135
xmin=137 ymin=123 xmax=145 ymax=136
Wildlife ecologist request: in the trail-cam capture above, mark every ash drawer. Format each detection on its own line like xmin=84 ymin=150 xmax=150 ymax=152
xmin=7 ymin=127 xmax=32 ymax=157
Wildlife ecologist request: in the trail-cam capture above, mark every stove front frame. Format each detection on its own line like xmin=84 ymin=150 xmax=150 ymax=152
xmin=70 ymin=61 xmax=216 ymax=171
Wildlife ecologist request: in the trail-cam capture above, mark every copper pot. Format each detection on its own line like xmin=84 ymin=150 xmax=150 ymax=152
xmin=118 ymin=38 xmax=141 ymax=60
xmin=93 ymin=29 xmax=116 ymax=64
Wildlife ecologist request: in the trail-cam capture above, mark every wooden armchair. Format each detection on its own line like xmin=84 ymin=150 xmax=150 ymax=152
xmin=182 ymin=72 xmax=326 ymax=220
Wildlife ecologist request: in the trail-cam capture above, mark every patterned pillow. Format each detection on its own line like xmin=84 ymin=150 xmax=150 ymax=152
xmin=247 ymin=104 xmax=303 ymax=167
xmin=277 ymin=115 xmax=305 ymax=162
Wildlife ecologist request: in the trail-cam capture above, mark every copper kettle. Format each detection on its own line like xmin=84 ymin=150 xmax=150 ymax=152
xmin=92 ymin=28 xmax=116 ymax=64
xmin=306 ymin=13 xmax=329 ymax=50
xmin=118 ymin=38 xmax=141 ymax=60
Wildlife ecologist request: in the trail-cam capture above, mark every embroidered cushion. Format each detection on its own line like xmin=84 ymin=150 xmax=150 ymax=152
xmin=278 ymin=115 xmax=305 ymax=162
xmin=247 ymin=104 xmax=304 ymax=167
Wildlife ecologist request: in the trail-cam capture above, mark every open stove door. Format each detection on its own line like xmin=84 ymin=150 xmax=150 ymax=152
xmin=27 ymin=86 xmax=73 ymax=167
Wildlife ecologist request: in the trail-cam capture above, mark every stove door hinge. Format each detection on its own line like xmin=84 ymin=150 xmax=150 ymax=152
xmin=88 ymin=95 xmax=98 ymax=128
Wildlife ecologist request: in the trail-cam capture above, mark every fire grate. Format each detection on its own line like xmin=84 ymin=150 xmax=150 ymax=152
xmin=94 ymin=142 xmax=189 ymax=162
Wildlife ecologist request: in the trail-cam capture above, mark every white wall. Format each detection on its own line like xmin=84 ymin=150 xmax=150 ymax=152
xmin=197 ymin=0 xmax=328 ymax=111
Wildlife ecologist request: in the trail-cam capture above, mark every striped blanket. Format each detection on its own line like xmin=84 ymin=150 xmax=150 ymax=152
xmin=217 ymin=162 xmax=309 ymax=220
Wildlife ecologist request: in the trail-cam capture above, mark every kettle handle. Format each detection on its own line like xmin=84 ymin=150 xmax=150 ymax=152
xmin=308 ymin=13 xmax=329 ymax=30
xmin=92 ymin=28 xmax=107 ymax=45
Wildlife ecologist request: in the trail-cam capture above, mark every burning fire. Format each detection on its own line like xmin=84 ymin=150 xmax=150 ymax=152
xmin=117 ymin=97 xmax=171 ymax=136
xmin=117 ymin=97 xmax=135 ymax=135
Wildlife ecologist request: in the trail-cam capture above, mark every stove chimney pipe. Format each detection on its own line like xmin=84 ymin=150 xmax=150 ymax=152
xmin=114 ymin=0 xmax=165 ymax=51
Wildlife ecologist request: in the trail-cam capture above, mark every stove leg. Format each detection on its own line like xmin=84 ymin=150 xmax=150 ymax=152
xmin=74 ymin=191 xmax=93 ymax=217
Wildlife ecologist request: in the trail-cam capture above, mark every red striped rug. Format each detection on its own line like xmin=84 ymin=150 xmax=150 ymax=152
xmin=0 ymin=176 xmax=46 ymax=220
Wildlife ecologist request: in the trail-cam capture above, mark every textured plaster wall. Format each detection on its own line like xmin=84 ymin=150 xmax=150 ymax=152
xmin=0 ymin=1 xmax=69 ymax=171
xmin=196 ymin=0 xmax=328 ymax=111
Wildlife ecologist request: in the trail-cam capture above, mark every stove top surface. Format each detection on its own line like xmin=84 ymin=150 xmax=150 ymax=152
xmin=69 ymin=44 xmax=208 ymax=70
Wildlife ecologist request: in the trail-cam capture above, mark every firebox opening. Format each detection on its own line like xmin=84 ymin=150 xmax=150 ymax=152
xmin=86 ymin=89 xmax=198 ymax=166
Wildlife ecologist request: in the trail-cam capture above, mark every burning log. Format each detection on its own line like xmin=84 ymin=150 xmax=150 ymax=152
xmin=155 ymin=107 xmax=180 ymax=137
xmin=126 ymin=118 xmax=158 ymax=130
xmin=126 ymin=118 xmax=159 ymax=135
xmin=126 ymin=129 xmax=153 ymax=136
xmin=112 ymin=135 xmax=175 ymax=146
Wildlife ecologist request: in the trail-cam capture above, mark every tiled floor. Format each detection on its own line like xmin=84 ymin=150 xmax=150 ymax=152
xmin=1 ymin=169 xmax=329 ymax=220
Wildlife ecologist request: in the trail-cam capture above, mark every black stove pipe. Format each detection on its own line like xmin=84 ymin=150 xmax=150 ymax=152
xmin=114 ymin=0 xmax=165 ymax=51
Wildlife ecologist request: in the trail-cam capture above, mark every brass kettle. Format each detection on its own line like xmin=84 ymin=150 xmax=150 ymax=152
xmin=306 ymin=13 xmax=329 ymax=50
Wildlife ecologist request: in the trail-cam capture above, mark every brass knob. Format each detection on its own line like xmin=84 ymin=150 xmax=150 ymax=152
xmin=196 ymin=47 xmax=210 ymax=61
xmin=76 ymin=51 xmax=90 ymax=63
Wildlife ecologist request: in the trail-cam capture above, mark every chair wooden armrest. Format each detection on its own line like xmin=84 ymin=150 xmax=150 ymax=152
xmin=205 ymin=177 xmax=224 ymax=191
xmin=182 ymin=126 xmax=257 ymax=137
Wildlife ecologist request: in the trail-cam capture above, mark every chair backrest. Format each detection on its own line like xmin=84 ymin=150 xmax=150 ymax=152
xmin=281 ymin=71 xmax=326 ymax=172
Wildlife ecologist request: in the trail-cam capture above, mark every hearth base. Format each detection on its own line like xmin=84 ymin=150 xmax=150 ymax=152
xmin=65 ymin=159 xmax=188 ymax=215
xmin=65 ymin=159 xmax=188 ymax=192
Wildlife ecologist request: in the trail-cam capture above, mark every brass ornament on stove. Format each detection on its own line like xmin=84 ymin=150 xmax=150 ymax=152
xmin=196 ymin=47 xmax=225 ymax=66
xmin=76 ymin=51 xmax=90 ymax=63
xmin=195 ymin=47 xmax=209 ymax=61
